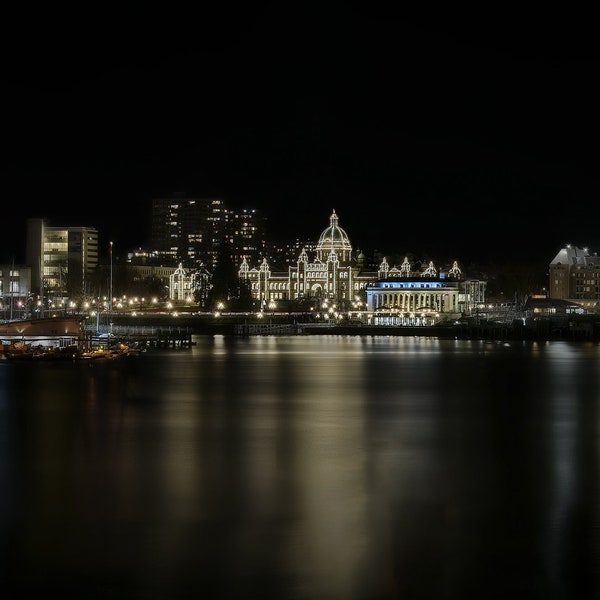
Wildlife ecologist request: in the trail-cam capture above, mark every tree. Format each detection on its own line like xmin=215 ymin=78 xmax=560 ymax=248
xmin=207 ymin=240 xmax=243 ymax=310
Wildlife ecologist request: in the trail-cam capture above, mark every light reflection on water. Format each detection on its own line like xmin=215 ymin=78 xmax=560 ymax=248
xmin=1 ymin=336 xmax=599 ymax=599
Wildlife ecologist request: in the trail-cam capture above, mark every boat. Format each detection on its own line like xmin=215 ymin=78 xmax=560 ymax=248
xmin=2 ymin=340 xmax=36 ymax=360
xmin=0 ymin=316 xmax=83 ymax=338
xmin=78 ymin=342 xmax=142 ymax=360
xmin=0 ymin=316 xmax=85 ymax=359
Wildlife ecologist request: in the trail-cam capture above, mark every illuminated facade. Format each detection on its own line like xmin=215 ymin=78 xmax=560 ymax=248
xmin=150 ymin=194 xmax=266 ymax=269
xmin=549 ymin=244 xmax=600 ymax=309
xmin=239 ymin=210 xmax=485 ymax=318
xmin=228 ymin=208 xmax=267 ymax=266
xmin=26 ymin=219 xmax=99 ymax=299
xmin=168 ymin=262 xmax=211 ymax=304
xmin=150 ymin=195 xmax=229 ymax=267
xmin=0 ymin=263 xmax=32 ymax=319
xmin=239 ymin=210 xmax=369 ymax=309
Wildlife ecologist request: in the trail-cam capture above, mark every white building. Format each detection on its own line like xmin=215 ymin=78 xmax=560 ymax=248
xmin=239 ymin=209 xmax=484 ymax=320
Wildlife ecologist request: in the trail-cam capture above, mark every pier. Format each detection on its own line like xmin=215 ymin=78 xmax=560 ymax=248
xmin=233 ymin=323 xmax=299 ymax=336
xmin=86 ymin=324 xmax=196 ymax=349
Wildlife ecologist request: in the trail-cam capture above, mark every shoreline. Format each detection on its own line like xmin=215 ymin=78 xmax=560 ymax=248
xmin=95 ymin=313 xmax=600 ymax=342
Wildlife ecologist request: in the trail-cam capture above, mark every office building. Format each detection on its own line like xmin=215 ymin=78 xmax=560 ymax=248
xmin=26 ymin=219 xmax=99 ymax=300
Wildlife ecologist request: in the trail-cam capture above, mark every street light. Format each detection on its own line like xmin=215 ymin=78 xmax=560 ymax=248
xmin=109 ymin=241 xmax=113 ymax=314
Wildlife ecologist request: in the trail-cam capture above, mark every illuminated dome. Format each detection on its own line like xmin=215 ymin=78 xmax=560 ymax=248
xmin=317 ymin=209 xmax=352 ymax=249
xmin=316 ymin=209 xmax=352 ymax=263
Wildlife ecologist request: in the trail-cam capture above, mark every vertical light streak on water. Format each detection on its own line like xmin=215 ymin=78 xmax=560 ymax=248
xmin=358 ymin=336 xmax=446 ymax=598
xmin=542 ymin=342 xmax=579 ymax=598
xmin=539 ymin=341 xmax=600 ymax=599
xmin=274 ymin=335 xmax=370 ymax=600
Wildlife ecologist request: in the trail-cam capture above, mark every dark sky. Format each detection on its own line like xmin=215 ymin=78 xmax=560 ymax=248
xmin=2 ymin=4 xmax=599 ymax=267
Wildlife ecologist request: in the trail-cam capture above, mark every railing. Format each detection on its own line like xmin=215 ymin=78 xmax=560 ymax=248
xmin=85 ymin=323 xmax=194 ymax=336
xmin=234 ymin=323 xmax=299 ymax=336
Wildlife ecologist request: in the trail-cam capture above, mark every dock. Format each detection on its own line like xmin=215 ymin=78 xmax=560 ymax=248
xmin=86 ymin=324 xmax=196 ymax=349
xmin=233 ymin=323 xmax=299 ymax=336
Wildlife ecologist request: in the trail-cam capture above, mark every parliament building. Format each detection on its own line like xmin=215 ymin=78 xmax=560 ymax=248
xmin=238 ymin=210 xmax=486 ymax=323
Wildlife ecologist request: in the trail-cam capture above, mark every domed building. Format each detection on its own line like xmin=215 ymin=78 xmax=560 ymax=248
xmin=315 ymin=209 xmax=353 ymax=263
xmin=238 ymin=209 xmax=486 ymax=321
xmin=239 ymin=210 xmax=364 ymax=310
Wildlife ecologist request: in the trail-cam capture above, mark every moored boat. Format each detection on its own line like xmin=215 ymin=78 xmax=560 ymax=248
xmin=0 ymin=316 xmax=83 ymax=337
xmin=1 ymin=316 xmax=85 ymax=358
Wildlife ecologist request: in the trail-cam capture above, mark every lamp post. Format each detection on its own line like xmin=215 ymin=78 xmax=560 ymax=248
xmin=109 ymin=241 xmax=113 ymax=315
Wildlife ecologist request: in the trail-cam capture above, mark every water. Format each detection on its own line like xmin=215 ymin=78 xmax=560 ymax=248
xmin=1 ymin=335 xmax=599 ymax=599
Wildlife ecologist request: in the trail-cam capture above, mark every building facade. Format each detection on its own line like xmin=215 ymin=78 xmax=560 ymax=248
xmin=0 ymin=263 xmax=32 ymax=319
xmin=228 ymin=208 xmax=267 ymax=266
xmin=151 ymin=194 xmax=230 ymax=268
xmin=239 ymin=210 xmax=370 ymax=310
xmin=238 ymin=210 xmax=485 ymax=319
xmin=26 ymin=219 xmax=99 ymax=300
xmin=149 ymin=194 xmax=266 ymax=269
xmin=549 ymin=244 xmax=600 ymax=310
xmin=169 ymin=263 xmax=211 ymax=304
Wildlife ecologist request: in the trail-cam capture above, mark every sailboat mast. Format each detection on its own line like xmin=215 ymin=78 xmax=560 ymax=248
xmin=39 ymin=255 xmax=44 ymax=319
xmin=109 ymin=241 xmax=113 ymax=314
xmin=9 ymin=256 xmax=14 ymax=320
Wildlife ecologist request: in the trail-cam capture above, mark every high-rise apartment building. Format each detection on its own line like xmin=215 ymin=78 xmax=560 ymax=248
xmin=228 ymin=208 xmax=267 ymax=266
xmin=26 ymin=219 xmax=99 ymax=299
xmin=150 ymin=194 xmax=266 ymax=269
xmin=150 ymin=194 xmax=229 ymax=268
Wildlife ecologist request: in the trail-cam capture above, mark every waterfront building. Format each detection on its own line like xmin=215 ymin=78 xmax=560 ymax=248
xmin=239 ymin=210 xmax=368 ymax=310
xmin=169 ymin=262 xmax=211 ymax=305
xmin=365 ymin=258 xmax=487 ymax=324
xmin=125 ymin=262 xmax=178 ymax=296
xmin=549 ymin=244 xmax=600 ymax=310
xmin=239 ymin=210 xmax=485 ymax=319
xmin=26 ymin=219 xmax=98 ymax=300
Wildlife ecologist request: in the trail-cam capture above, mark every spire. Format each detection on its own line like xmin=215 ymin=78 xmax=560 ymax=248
xmin=330 ymin=209 xmax=338 ymax=229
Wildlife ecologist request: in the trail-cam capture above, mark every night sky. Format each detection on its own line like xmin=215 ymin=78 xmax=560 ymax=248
xmin=2 ymin=4 xmax=599 ymax=267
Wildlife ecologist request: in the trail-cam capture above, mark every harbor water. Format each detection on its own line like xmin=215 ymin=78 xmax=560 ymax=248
xmin=1 ymin=335 xmax=599 ymax=599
